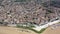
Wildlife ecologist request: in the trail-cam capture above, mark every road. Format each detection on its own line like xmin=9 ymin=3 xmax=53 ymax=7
xmin=33 ymin=20 xmax=60 ymax=31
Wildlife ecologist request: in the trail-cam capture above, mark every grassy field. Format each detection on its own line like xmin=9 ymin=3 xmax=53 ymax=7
xmin=0 ymin=26 xmax=37 ymax=34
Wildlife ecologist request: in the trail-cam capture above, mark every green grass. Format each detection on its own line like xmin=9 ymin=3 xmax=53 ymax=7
xmin=16 ymin=24 xmax=47 ymax=34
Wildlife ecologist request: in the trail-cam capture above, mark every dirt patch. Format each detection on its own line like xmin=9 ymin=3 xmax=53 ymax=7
xmin=0 ymin=26 xmax=37 ymax=34
xmin=42 ymin=26 xmax=60 ymax=34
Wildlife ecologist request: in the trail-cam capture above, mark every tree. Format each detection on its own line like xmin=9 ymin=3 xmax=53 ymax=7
xmin=15 ymin=0 xmax=26 ymax=2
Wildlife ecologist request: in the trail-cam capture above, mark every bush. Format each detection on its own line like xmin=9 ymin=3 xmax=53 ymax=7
xmin=0 ymin=22 xmax=3 ymax=24
xmin=0 ymin=22 xmax=8 ymax=26
xmin=15 ymin=0 xmax=26 ymax=2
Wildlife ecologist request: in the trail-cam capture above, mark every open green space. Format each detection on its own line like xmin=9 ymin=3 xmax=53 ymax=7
xmin=16 ymin=24 xmax=47 ymax=34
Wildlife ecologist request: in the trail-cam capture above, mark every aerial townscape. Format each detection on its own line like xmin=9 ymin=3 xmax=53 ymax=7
xmin=0 ymin=0 xmax=60 ymax=34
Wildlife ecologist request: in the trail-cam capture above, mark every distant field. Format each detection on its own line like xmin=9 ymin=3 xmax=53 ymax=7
xmin=0 ymin=26 xmax=37 ymax=34
xmin=0 ymin=26 xmax=60 ymax=34
xmin=42 ymin=26 xmax=60 ymax=34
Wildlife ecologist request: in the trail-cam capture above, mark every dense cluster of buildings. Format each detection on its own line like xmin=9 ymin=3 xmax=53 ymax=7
xmin=0 ymin=0 xmax=60 ymax=25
